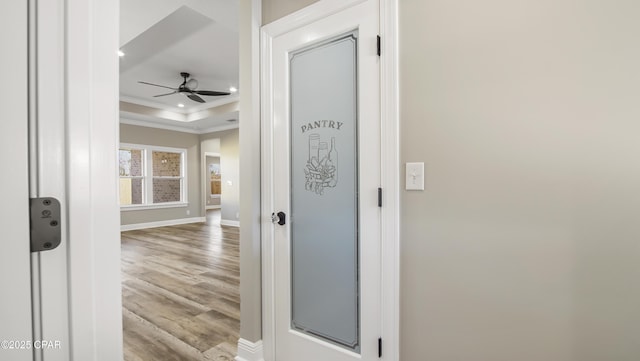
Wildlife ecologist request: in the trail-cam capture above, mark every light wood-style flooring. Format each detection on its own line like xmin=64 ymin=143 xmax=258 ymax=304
xmin=121 ymin=210 xmax=239 ymax=361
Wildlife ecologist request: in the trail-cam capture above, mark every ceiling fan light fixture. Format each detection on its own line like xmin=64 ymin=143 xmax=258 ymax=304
xmin=186 ymin=78 xmax=198 ymax=90
xmin=139 ymin=72 xmax=231 ymax=103
xmin=178 ymin=103 xmax=185 ymax=108
xmin=229 ymin=86 xmax=238 ymax=93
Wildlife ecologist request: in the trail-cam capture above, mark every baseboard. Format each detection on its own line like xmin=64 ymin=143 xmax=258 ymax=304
xmin=206 ymin=205 xmax=221 ymax=210
xmin=120 ymin=217 xmax=206 ymax=231
xmin=235 ymin=339 xmax=264 ymax=361
xmin=220 ymin=219 xmax=240 ymax=227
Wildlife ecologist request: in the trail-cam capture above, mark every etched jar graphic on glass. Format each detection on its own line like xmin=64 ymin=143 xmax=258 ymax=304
xmin=304 ymin=133 xmax=338 ymax=195
xmin=327 ymin=137 xmax=338 ymax=187
xmin=309 ymin=134 xmax=320 ymax=163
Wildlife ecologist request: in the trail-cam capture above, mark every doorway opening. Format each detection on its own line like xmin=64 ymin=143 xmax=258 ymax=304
xmin=117 ymin=1 xmax=241 ymax=360
xmin=205 ymin=152 xmax=222 ymax=211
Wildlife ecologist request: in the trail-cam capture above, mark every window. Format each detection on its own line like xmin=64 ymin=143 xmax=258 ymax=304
xmin=119 ymin=144 xmax=187 ymax=209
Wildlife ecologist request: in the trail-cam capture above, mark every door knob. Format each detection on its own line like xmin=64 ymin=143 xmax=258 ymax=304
xmin=271 ymin=211 xmax=286 ymax=225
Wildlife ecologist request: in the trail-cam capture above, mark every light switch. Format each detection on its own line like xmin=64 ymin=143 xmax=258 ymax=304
xmin=405 ymin=162 xmax=424 ymax=190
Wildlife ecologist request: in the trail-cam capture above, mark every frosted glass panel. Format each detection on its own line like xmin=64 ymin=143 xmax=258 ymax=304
xmin=289 ymin=31 xmax=359 ymax=352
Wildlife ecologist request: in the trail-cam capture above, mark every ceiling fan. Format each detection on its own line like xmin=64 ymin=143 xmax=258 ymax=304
xmin=138 ymin=72 xmax=230 ymax=103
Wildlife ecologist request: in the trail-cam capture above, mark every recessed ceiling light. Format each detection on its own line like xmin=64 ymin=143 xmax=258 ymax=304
xmin=178 ymin=103 xmax=185 ymax=108
xmin=229 ymin=86 xmax=238 ymax=93
xmin=117 ymin=50 xmax=125 ymax=57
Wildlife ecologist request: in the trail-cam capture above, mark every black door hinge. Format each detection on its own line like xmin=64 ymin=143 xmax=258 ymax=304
xmin=378 ymin=187 xmax=382 ymax=207
xmin=378 ymin=337 xmax=382 ymax=357
xmin=377 ymin=35 xmax=381 ymax=56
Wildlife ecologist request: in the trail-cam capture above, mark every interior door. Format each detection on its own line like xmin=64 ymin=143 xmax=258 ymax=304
xmin=0 ymin=3 xmax=33 ymax=360
xmin=270 ymin=1 xmax=381 ymax=360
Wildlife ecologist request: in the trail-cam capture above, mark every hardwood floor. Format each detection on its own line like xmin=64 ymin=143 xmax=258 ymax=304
xmin=121 ymin=210 xmax=239 ymax=361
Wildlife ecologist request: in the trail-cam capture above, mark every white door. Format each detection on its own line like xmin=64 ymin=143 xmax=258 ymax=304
xmin=1 ymin=1 xmax=70 ymax=360
xmin=266 ymin=0 xmax=381 ymax=360
xmin=0 ymin=3 xmax=33 ymax=360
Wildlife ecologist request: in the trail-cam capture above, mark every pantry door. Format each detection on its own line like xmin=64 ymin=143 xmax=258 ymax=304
xmin=263 ymin=0 xmax=382 ymax=360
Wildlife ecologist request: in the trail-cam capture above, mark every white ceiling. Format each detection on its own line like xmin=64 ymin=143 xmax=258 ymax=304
xmin=119 ymin=0 xmax=239 ymax=131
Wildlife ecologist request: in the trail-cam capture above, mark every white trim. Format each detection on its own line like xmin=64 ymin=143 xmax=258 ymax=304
xmin=261 ymin=0 xmax=367 ymax=37
xmin=120 ymin=142 xmax=187 ymax=153
xmin=260 ymin=0 xmax=399 ymax=360
xmin=120 ymin=117 xmax=201 ymax=134
xmin=65 ymin=0 xmax=123 ymax=359
xmin=33 ymin=0 xmax=71 ymax=358
xmin=205 ymin=151 xmax=222 ymax=157
xmin=379 ymin=0 xmax=400 ymax=360
xmin=260 ymin=9 xmax=277 ymax=361
xmin=220 ymin=220 xmax=240 ymax=227
xmin=120 ymin=95 xmax=189 ymax=114
xmin=206 ymin=205 xmax=221 ymax=210
xmin=120 ymin=217 xmax=206 ymax=231
xmin=235 ymin=338 xmax=265 ymax=361
xmin=120 ymin=202 xmax=189 ymax=211
xmin=198 ymin=122 xmax=240 ymax=134
xmin=120 ymin=93 xmax=240 ymax=115
xmin=120 ymin=116 xmax=240 ymax=135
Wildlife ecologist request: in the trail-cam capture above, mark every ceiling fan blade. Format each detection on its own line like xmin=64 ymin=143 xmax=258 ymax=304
xmin=187 ymin=94 xmax=205 ymax=103
xmin=138 ymin=81 xmax=177 ymax=91
xmin=194 ymin=90 xmax=231 ymax=96
xmin=153 ymin=91 xmax=178 ymax=97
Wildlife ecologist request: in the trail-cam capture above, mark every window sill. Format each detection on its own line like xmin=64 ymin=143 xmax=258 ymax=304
xmin=120 ymin=202 xmax=188 ymax=211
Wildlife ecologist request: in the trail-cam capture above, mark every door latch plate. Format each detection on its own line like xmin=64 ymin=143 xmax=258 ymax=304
xmin=30 ymin=197 xmax=62 ymax=252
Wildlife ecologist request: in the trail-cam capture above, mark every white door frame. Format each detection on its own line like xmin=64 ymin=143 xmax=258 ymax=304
xmin=31 ymin=0 xmax=71 ymax=358
xmin=260 ymin=0 xmax=399 ymax=360
xmin=65 ymin=0 xmax=123 ymax=360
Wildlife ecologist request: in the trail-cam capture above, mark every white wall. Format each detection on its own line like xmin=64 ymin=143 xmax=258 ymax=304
xmin=202 ymin=137 xmax=221 ymax=153
xmin=400 ymin=1 xmax=640 ymax=360
xmin=239 ymin=0 xmax=263 ymax=343
xmin=220 ymin=130 xmax=240 ymax=223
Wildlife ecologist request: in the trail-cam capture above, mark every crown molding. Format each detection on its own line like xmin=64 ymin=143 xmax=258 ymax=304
xmin=120 ymin=117 xmax=239 ymax=135
xmin=119 ymin=95 xmax=188 ymax=113
xmin=198 ymin=122 xmax=239 ymax=134
xmin=119 ymin=93 xmax=240 ymax=114
xmin=120 ymin=117 xmax=200 ymax=133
